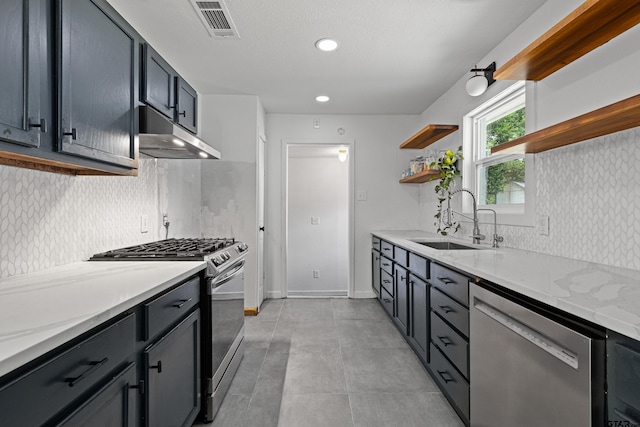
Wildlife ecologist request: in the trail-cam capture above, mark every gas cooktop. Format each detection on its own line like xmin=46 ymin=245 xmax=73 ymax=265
xmin=89 ymin=238 xmax=239 ymax=261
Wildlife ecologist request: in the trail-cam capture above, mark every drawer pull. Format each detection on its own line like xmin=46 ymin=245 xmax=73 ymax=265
xmin=173 ymin=298 xmax=193 ymax=308
xmin=383 ymin=280 xmax=391 ymax=284
xmin=437 ymin=370 xmax=456 ymax=384
xmin=382 ymin=248 xmax=391 ymax=251
xmin=150 ymin=361 xmax=162 ymax=373
xmin=438 ymin=305 xmax=455 ymax=314
xmin=383 ymin=298 xmax=391 ymax=304
xmin=65 ymin=357 xmax=108 ymax=387
xmin=382 ymin=262 xmax=390 ymax=267
xmin=437 ymin=276 xmax=454 ymax=285
xmin=437 ymin=335 xmax=454 ymax=347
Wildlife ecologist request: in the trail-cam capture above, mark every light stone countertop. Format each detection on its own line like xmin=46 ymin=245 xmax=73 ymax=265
xmin=373 ymin=230 xmax=640 ymax=341
xmin=0 ymin=261 xmax=205 ymax=377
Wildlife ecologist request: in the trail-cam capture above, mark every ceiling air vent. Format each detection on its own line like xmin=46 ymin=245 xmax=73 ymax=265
xmin=190 ymin=0 xmax=240 ymax=38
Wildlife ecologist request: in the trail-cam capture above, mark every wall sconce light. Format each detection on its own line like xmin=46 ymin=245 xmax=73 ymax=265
xmin=337 ymin=148 xmax=348 ymax=163
xmin=465 ymin=62 xmax=496 ymax=97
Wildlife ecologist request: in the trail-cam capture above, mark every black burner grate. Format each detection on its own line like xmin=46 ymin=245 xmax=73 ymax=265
xmin=90 ymin=238 xmax=236 ymax=260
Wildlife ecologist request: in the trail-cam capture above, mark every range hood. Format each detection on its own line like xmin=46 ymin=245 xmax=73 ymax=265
xmin=138 ymin=106 xmax=221 ymax=159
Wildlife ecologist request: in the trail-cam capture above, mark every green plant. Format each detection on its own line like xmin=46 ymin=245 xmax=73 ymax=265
xmin=431 ymin=146 xmax=463 ymax=235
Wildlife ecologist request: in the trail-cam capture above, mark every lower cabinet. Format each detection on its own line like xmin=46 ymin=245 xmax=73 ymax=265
xmin=371 ymin=248 xmax=381 ymax=297
xmin=607 ymin=330 xmax=640 ymax=425
xmin=0 ymin=274 xmax=203 ymax=427
xmin=393 ymin=264 xmax=409 ymax=334
xmin=55 ymin=362 xmax=138 ymax=427
xmin=144 ymin=310 xmax=200 ymax=427
xmin=408 ymin=273 xmax=428 ymax=363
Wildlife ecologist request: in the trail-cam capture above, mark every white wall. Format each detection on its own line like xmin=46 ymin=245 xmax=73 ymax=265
xmin=415 ymin=0 xmax=640 ymax=270
xmin=265 ymin=114 xmax=424 ymax=299
xmin=287 ymin=155 xmax=349 ymax=296
xmin=199 ymin=94 xmax=265 ymax=309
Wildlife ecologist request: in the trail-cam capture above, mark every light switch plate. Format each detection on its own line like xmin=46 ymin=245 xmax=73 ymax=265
xmin=537 ymin=214 xmax=549 ymax=236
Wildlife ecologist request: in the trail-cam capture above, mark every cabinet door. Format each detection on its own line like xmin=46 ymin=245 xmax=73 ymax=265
xmin=54 ymin=362 xmax=138 ymax=427
xmin=175 ymin=76 xmax=197 ymax=134
xmin=372 ymin=249 xmax=381 ymax=298
xmin=145 ymin=310 xmax=200 ymax=427
xmin=394 ymin=264 xmax=409 ymax=335
xmin=409 ymin=274 xmax=428 ymax=363
xmin=0 ymin=0 xmax=46 ymax=148
xmin=58 ymin=0 xmax=138 ymax=168
xmin=142 ymin=44 xmax=175 ymax=119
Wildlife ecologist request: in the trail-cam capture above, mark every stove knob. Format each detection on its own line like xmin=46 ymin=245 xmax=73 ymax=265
xmin=213 ymin=256 xmax=223 ymax=266
xmin=223 ymin=252 xmax=231 ymax=260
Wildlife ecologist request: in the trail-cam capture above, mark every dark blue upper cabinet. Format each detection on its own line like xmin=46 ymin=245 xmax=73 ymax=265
xmin=0 ymin=0 xmax=47 ymax=148
xmin=57 ymin=0 xmax=138 ymax=169
xmin=142 ymin=44 xmax=176 ymax=119
xmin=175 ymin=77 xmax=198 ymax=134
xmin=142 ymin=43 xmax=198 ymax=135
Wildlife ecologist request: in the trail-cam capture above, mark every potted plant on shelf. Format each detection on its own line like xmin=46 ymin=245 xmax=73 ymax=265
xmin=431 ymin=146 xmax=463 ymax=235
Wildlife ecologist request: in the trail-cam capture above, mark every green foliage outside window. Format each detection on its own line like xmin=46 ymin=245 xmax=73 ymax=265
xmin=484 ymin=107 xmax=526 ymax=204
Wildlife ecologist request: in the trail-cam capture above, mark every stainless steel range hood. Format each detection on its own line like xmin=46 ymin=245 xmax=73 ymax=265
xmin=139 ymin=106 xmax=221 ymax=159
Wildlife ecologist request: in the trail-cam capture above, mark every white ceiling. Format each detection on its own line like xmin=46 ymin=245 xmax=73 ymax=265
xmin=107 ymin=0 xmax=547 ymax=115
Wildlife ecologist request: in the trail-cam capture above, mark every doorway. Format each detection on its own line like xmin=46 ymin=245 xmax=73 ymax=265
xmin=283 ymin=141 xmax=354 ymax=297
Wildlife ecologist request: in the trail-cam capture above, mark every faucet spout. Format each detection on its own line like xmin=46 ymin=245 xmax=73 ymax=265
xmin=448 ymin=188 xmax=484 ymax=244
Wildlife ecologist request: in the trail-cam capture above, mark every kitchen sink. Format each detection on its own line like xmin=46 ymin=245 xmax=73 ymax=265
xmin=413 ymin=241 xmax=479 ymax=250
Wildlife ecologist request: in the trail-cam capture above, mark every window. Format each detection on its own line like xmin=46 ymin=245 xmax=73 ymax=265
xmin=463 ymin=82 xmax=534 ymax=224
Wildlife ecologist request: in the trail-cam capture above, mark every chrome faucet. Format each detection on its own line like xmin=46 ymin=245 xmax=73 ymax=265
xmin=445 ymin=188 xmax=485 ymax=244
xmin=477 ymin=208 xmax=504 ymax=248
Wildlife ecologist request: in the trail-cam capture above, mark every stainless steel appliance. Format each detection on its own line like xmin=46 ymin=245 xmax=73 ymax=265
xmin=90 ymin=237 xmax=247 ymax=422
xmin=470 ymin=283 xmax=605 ymax=427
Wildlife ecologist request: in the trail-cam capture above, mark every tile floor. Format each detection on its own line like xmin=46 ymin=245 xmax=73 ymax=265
xmin=200 ymin=298 xmax=463 ymax=427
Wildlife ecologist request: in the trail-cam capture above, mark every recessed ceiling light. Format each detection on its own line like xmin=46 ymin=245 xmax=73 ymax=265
xmin=315 ymin=95 xmax=330 ymax=103
xmin=315 ymin=38 xmax=338 ymax=52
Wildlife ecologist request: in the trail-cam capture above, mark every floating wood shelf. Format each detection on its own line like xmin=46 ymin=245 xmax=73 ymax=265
xmin=494 ymin=0 xmax=640 ymax=81
xmin=399 ymin=169 xmax=440 ymax=184
xmin=400 ymin=124 xmax=458 ymax=149
xmin=491 ymin=93 xmax=640 ymax=155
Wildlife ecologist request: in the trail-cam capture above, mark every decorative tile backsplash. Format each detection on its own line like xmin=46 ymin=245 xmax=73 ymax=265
xmin=422 ymin=127 xmax=640 ymax=271
xmin=0 ymin=159 xmax=160 ymax=279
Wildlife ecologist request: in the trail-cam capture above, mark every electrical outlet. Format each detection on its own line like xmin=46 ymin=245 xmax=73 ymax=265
xmin=311 ymin=216 xmax=320 ymax=225
xmin=140 ymin=215 xmax=149 ymax=233
xmin=313 ymin=119 xmax=320 ymax=129
xmin=357 ymin=191 xmax=367 ymax=201
xmin=162 ymin=214 xmax=170 ymax=227
xmin=537 ymin=214 xmax=549 ymax=236
xmin=313 ymin=270 xmax=320 ymax=278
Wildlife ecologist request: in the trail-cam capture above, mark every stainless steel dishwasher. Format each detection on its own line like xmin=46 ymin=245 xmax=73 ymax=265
xmin=469 ymin=283 xmax=605 ymax=427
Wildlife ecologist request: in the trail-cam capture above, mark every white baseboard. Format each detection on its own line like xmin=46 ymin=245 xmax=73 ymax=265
xmin=354 ymin=290 xmax=377 ymax=299
xmin=287 ymin=290 xmax=348 ymax=297
xmin=266 ymin=290 xmax=282 ymax=299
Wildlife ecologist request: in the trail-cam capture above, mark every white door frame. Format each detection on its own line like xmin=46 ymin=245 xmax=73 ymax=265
xmin=281 ymin=138 xmax=355 ymax=298
xmin=257 ymin=135 xmax=266 ymax=307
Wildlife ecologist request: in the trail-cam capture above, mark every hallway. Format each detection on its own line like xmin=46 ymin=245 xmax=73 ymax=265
xmin=207 ymin=298 xmax=463 ymax=427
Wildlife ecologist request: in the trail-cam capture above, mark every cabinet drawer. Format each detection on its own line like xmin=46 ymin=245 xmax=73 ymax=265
xmin=431 ymin=287 xmax=469 ymax=337
xmin=372 ymin=236 xmax=381 ymax=251
xmin=144 ymin=276 xmax=200 ymax=341
xmin=394 ymin=246 xmax=408 ymax=268
xmin=380 ymin=255 xmax=394 ymax=276
xmin=380 ymin=240 xmax=394 ymax=258
xmin=380 ymin=268 xmax=393 ymax=297
xmin=380 ymin=288 xmax=394 ymax=318
xmin=430 ymin=263 xmax=469 ymax=306
xmin=409 ymin=252 xmax=428 ymax=280
xmin=430 ymin=342 xmax=469 ymax=421
xmin=0 ymin=314 xmax=136 ymax=427
xmin=431 ymin=311 xmax=468 ymax=379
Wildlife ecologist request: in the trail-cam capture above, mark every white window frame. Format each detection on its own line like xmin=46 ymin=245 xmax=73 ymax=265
xmin=462 ymin=81 xmax=535 ymax=227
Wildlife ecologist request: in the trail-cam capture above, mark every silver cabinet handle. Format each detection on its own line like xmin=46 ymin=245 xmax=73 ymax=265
xmin=173 ymin=298 xmax=192 ymax=308
xmin=438 ymin=276 xmax=454 ymax=284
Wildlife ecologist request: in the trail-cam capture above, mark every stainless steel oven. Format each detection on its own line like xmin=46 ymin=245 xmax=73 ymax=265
xmin=203 ymin=257 xmax=245 ymax=422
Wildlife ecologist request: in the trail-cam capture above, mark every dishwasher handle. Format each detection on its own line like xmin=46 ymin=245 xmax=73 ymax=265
xmin=473 ymin=298 xmax=579 ymax=370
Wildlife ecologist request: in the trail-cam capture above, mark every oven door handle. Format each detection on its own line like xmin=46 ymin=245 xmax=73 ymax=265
xmin=210 ymin=259 xmax=246 ymax=290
